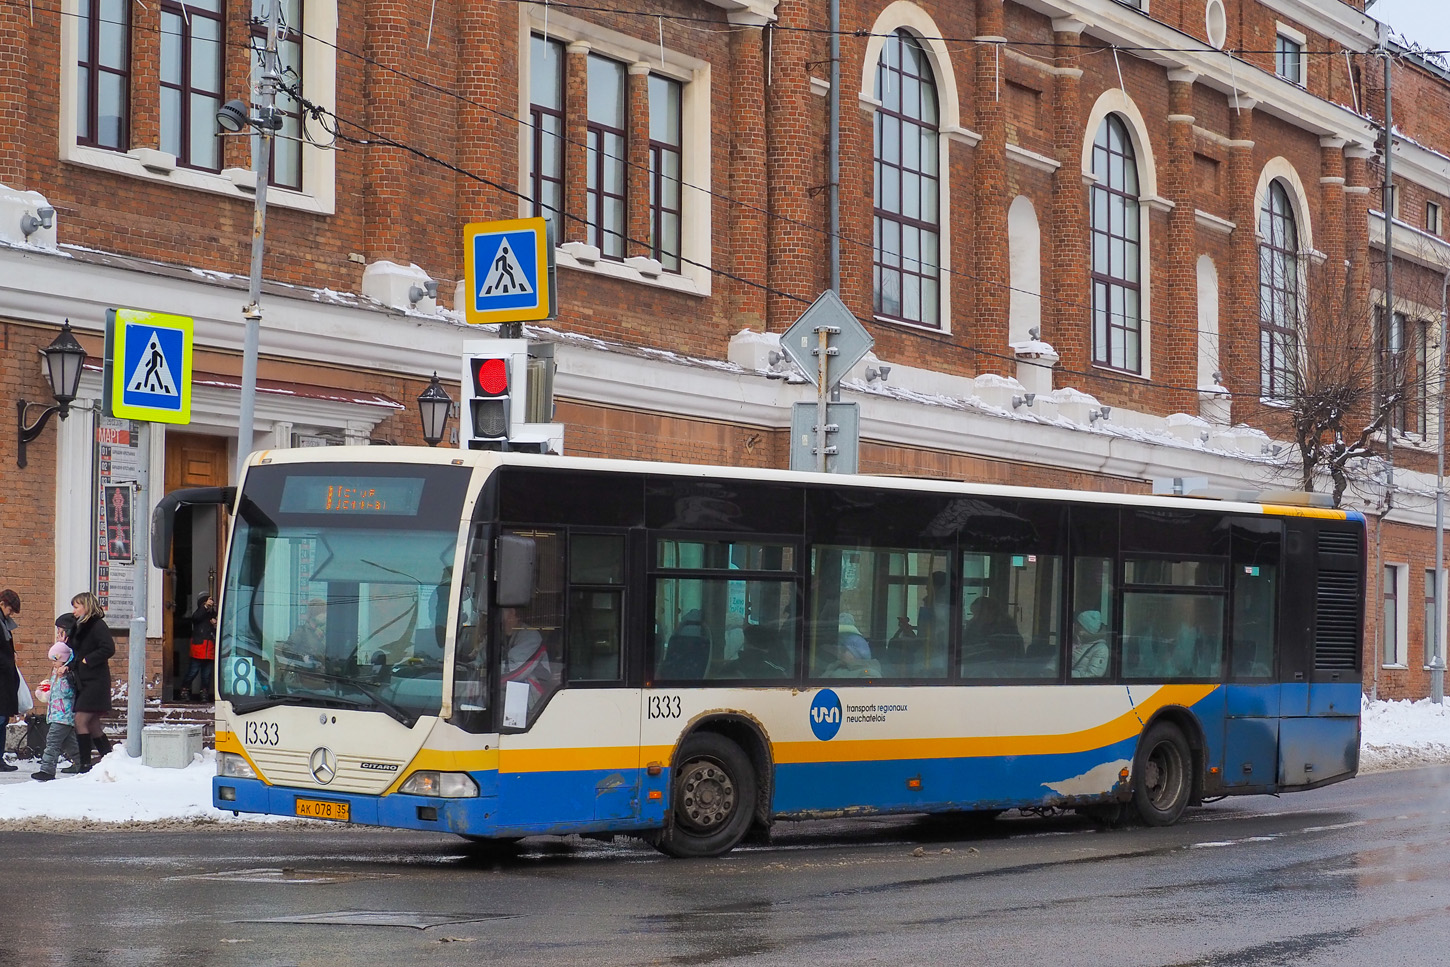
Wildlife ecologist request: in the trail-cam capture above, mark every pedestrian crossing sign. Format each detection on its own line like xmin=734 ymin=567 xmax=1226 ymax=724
xmin=104 ymin=308 xmax=193 ymax=424
xmin=463 ymin=217 xmax=556 ymax=324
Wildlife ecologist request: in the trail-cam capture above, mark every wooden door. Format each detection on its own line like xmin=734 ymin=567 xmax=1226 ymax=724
xmin=162 ymin=434 xmax=230 ymax=697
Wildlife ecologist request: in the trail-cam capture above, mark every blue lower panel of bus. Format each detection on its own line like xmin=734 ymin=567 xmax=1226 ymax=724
xmin=214 ymin=778 xmax=502 ymax=833
xmin=773 ymin=736 xmax=1143 ymax=816
xmin=214 ymin=771 xmax=664 ymax=837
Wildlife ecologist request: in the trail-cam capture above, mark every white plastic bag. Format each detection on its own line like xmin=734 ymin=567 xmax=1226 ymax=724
xmin=16 ymin=669 xmax=33 ymax=714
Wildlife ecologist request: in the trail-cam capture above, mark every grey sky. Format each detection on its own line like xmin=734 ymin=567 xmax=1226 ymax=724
xmin=1369 ymin=0 xmax=1450 ymax=54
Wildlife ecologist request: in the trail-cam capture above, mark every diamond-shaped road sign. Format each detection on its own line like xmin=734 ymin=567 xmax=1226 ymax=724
xmin=778 ymin=289 xmax=874 ymax=388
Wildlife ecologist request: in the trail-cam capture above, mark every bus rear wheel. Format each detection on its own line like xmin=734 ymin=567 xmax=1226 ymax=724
xmin=1132 ymin=722 xmax=1192 ymax=826
xmin=654 ymin=733 xmax=757 ymax=858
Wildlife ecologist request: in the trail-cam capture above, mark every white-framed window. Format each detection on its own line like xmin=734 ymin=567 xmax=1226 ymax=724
xmin=585 ymin=53 xmax=628 ymax=260
xmin=1091 ymin=114 xmax=1143 ymax=373
xmin=76 ymin=0 xmax=130 ymax=151
xmin=1384 ymin=563 xmax=1407 ymax=667
xmin=250 ymin=0 xmax=304 ymax=191
xmin=59 ymin=0 xmax=337 ymax=215
xmin=160 ymin=0 xmax=225 ymax=172
xmin=872 ymin=30 xmax=942 ymax=329
xmin=648 ymin=74 xmax=683 ymax=272
xmin=518 ymin=11 xmax=713 ymax=297
xmin=1259 ymin=180 xmax=1300 ymax=398
xmin=1275 ymin=27 xmax=1306 ymax=86
xmin=528 ymin=33 xmax=566 ymax=225
xmin=1427 ymin=201 xmax=1441 ymax=236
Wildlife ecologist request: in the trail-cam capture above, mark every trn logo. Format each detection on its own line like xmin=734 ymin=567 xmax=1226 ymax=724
xmin=810 ymin=689 xmax=842 ymax=741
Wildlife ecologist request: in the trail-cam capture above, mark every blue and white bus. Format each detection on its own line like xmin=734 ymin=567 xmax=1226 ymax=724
xmin=156 ymin=448 xmax=1365 ymax=856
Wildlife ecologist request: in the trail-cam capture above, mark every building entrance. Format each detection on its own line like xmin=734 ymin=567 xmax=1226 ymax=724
xmin=161 ymin=433 xmax=230 ymax=702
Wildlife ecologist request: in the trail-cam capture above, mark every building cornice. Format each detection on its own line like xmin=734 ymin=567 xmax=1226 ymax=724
xmin=1013 ymin=0 xmax=1377 ymax=150
xmin=1256 ymin=0 xmax=1379 ymax=52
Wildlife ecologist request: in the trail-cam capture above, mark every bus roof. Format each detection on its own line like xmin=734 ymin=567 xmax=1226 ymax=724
xmin=245 ymin=445 xmax=1361 ymax=523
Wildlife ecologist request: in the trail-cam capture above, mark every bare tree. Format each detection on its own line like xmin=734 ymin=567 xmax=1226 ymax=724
xmin=1267 ymin=256 xmax=1441 ymax=507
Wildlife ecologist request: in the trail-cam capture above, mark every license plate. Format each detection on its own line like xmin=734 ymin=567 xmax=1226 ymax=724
xmin=295 ymin=797 xmax=350 ymax=822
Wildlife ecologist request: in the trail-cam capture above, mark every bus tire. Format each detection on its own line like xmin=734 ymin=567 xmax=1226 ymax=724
xmin=1132 ymin=722 xmax=1192 ymax=826
xmin=655 ymin=733 xmax=757 ymax=858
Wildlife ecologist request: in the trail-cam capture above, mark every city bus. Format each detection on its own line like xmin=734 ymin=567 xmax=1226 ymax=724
xmin=154 ymin=447 xmax=1365 ymax=857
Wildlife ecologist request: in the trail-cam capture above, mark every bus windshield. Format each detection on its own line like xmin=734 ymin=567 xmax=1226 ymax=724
xmin=218 ymin=462 xmax=472 ymax=725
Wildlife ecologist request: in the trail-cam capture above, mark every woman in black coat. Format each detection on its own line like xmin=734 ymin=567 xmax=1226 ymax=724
xmin=0 ymin=588 xmax=21 ymax=771
xmin=67 ymin=591 xmax=115 ymax=773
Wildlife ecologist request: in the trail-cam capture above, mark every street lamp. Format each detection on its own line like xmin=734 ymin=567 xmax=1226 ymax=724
xmin=417 ymin=373 xmax=453 ymax=446
xmin=219 ymin=0 xmax=283 ymax=482
xmin=16 ymin=320 xmax=88 ymax=469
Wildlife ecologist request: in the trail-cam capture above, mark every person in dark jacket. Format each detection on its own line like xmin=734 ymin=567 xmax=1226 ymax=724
xmin=181 ymin=593 xmax=217 ymax=702
xmin=0 ymin=588 xmax=22 ymax=771
xmin=66 ymin=591 xmax=115 ymax=773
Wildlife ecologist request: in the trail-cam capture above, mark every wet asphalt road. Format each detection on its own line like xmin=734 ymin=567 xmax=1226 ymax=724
xmin=4 ymin=766 xmax=1450 ymax=967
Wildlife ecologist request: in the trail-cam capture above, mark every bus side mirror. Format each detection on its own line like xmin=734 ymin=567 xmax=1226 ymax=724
xmin=495 ymin=533 xmax=537 ymax=607
xmin=151 ymin=486 xmax=236 ymax=569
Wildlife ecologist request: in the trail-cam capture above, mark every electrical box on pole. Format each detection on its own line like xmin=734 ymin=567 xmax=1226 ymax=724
xmin=461 ymin=339 xmax=564 ymax=454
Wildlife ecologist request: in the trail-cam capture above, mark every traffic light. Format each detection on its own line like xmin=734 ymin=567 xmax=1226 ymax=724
xmin=468 ymin=355 xmax=511 ymax=443
xmin=461 ymin=339 xmax=564 ymax=454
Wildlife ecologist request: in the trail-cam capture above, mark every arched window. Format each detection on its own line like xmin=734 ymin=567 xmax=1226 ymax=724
xmin=1259 ymin=181 xmax=1300 ymax=398
xmin=1090 ymin=115 xmax=1141 ymax=372
xmin=874 ymin=30 xmax=940 ymax=328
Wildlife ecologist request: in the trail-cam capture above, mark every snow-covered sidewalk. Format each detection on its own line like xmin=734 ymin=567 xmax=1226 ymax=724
xmin=2 ymin=697 xmax=1448 ymax=826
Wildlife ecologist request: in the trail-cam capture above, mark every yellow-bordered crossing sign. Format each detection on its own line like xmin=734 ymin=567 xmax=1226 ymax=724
xmin=103 ymin=308 xmax=193 ymax=424
xmin=463 ymin=217 xmax=556 ymax=325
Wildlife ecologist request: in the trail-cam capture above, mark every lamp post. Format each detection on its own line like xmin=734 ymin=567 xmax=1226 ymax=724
xmin=1434 ymin=268 xmax=1449 ymax=703
xmin=417 ymin=373 xmax=453 ymax=446
xmin=16 ymin=320 xmax=88 ymax=468
xmin=218 ymin=0 xmax=283 ymax=483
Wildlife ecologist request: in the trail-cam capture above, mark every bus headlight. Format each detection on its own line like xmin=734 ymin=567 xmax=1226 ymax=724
xmin=216 ymin=752 xmax=258 ymax=779
xmin=399 ymin=771 xmax=479 ymax=798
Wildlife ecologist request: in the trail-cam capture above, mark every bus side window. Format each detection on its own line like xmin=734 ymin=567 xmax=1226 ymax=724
xmin=1070 ymin=557 xmax=1114 ymax=679
xmin=1230 ymin=520 xmax=1280 ymax=679
xmin=567 ymin=534 xmax=626 ymax=682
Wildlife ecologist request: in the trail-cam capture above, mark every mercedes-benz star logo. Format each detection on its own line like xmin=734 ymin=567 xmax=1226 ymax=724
xmin=309 ymin=746 xmax=338 ymax=785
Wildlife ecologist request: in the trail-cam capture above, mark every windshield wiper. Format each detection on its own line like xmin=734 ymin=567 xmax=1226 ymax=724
xmin=276 ymin=669 xmax=420 ymax=728
xmin=230 ymin=696 xmax=288 ymax=715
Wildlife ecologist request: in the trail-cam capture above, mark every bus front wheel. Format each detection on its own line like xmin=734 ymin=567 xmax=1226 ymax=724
xmin=1132 ymin=722 xmax=1192 ymax=826
xmin=654 ymin=733 xmax=757 ymax=858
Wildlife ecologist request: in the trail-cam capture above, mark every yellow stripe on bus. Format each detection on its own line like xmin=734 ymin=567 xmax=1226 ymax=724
xmin=773 ymin=683 xmax=1217 ymax=764
xmin=490 ymin=684 xmax=1218 ymax=774
xmin=1260 ymin=505 xmax=1348 ymax=520
xmin=497 ymin=746 xmax=641 ymax=773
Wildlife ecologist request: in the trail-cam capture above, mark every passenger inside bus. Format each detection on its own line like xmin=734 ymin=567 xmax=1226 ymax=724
xmin=1070 ymin=610 xmax=1109 ymax=678
xmin=500 ymin=606 xmax=557 ymax=709
xmin=824 ymin=613 xmax=881 ymax=677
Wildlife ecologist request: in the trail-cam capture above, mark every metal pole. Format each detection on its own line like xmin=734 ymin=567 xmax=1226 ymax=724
xmin=235 ymin=0 xmax=281 ymax=483
xmin=125 ymin=424 xmax=150 ymax=757
xmin=828 ymin=0 xmax=840 ymax=296
xmin=1383 ymin=44 xmax=1395 ymax=477
xmin=1434 ymin=269 xmax=1449 ymax=703
xmin=1372 ymin=39 xmax=1394 ymax=690
xmin=815 ymin=326 xmax=830 ymax=472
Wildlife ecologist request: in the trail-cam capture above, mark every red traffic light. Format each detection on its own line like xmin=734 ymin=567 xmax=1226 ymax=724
xmin=471 ymin=357 xmax=509 ymax=397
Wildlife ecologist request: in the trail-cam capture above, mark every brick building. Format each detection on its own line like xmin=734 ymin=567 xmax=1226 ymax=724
xmin=1 ymin=0 xmax=1448 ymax=701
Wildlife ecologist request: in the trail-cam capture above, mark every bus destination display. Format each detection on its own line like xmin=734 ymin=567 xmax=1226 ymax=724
xmin=279 ymin=476 xmax=426 ymax=516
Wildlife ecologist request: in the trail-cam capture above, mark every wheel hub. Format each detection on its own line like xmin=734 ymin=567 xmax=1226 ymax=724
xmin=679 ymin=759 xmax=735 ymax=831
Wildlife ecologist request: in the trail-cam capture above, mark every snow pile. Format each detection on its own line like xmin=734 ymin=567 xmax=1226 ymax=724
xmin=1360 ymin=696 xmax=1450 ymax=773
xmin=0 ymin=748 xmax=279 ymax=826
